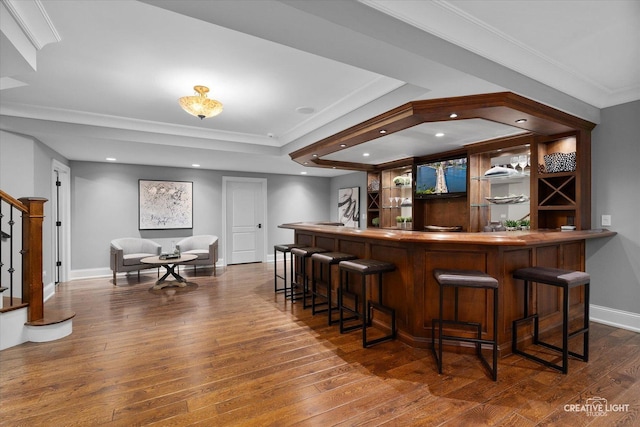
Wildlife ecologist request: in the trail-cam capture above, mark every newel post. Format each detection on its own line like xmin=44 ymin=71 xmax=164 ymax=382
xmin=19 ymin=197 xmax=47 ymax=322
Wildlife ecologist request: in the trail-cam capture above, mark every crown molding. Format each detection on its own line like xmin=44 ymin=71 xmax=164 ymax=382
xmin=0 ymin=102 xmax=279 ymax=148
xmin=1 ymin=0 xmax=60 ymax=50
xmin=360 ymin=0 xmax=637 ymax=109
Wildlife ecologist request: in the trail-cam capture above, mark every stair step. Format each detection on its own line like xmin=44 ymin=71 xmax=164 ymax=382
xmin=1 ymin=296 xmax=28 ymax=313
xmin=25 ymin=309 xmax=76 ymax=326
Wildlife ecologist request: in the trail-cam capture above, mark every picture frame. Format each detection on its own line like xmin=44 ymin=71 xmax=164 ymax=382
xmin=139 ymin=179 xmax=193 ymax=230
xmin=338 ymin=186 xmax=359 ymax=228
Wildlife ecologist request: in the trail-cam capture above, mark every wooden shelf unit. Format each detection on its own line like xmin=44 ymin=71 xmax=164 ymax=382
xmin=530 ymin=133 xmax=589 ymax=229
xmin=366 ymin=131 xmax=591 ymax=231
xmin=366 ymin=171 xmax=381 ymax=228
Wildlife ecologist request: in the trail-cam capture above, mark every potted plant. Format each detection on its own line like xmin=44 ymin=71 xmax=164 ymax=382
xmin=519 ymin=219 xmax=530 ymax=230
xmin=505 ymin=219 xmax=519 ymax=231
xmin=396 ymin=216 xmax=404 ymax=229
xmin=393 ymin=176 xmax=405 ymax=186
xmin=371 ymin=217 xmax=380 ymax=227
xmin=405 ymin=217 xmax=412 ymax=230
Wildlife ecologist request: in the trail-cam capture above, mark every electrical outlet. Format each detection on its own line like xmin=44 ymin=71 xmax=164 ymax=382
xmin=601 ymin=215 xmax=611 ymax=226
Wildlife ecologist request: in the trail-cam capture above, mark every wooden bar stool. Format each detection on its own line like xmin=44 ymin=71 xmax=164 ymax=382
xmin=512 ymin=266 xmax=590 ymax=374
xmin=432 ymin=269 xmax=499 ymax=381
xmin=310 ymin=252 xmax=357 ymax=324
xmin=274 ymin=244 xmax=304 ymax=294
xmin=290 ymin=247 xmax=328 ymax=307
xmin=338 ymin=259 xmax=396 ymax=348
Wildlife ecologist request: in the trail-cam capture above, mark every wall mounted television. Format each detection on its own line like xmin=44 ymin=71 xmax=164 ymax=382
xmin=415 ymin=156 xmax=468 ymax=199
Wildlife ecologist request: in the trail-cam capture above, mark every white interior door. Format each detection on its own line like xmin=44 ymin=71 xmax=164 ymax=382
xmin=224 ymin=178 xmax=266 ymax=265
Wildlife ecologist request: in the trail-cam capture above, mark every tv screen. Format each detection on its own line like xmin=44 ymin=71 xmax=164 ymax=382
xmin=415 ymin=157 xmax=468 ymax=198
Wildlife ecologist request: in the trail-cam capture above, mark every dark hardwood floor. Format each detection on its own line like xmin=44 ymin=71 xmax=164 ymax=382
xmin=1 ymin=262 xmax=638 ymax=426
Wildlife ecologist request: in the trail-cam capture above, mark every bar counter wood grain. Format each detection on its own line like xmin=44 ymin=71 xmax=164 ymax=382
xmin=280 ymin=223 xmax=616 ymax=355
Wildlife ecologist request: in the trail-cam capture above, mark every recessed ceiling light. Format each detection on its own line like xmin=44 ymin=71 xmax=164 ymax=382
xmin=300 ymin=171 xmax=307 ymax=175
xmin=449 ymin=113 xmax=458 ymax=118
xmin=363 ymin=153 xmax=370 ymax=157
xmin=379 ymin=130 xmax=387 ymax=134
xmin=515 ymin=118 xmax=527 ymax=124
xmin=435 ymin=132 xmax=445 ymax=137
xmin=296 ymin=106 xmax=315 ymax=114
xmin=192 ymin=164 xmax=200 ymax=167
xmin=312 ymin=154 xmax=318 ymax=158
xmin=340 ymin=144 xmax=347 ymax=148
xmin=106 ymin=157 xmax=116 ymax=161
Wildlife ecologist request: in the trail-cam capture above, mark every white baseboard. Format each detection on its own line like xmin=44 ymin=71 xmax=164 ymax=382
xmin=70 ymin=267 xmax=118 ymax=280
xmin=590 ymin=304 xmax=640 ymax=333
xmin=44 ymin=281 xmax=56 ymax=302
xmin=26 ymin=319 xmax=73 ymax=342
xmin=70 ymin=261 xmax=225 ymax=281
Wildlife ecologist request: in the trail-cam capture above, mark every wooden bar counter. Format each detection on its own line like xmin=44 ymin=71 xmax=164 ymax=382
xmin=280 ymin=222 xmax=615 ymax=355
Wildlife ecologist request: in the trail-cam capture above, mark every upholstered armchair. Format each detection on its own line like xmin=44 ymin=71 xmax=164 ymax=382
xmin=176 ymin=235 xmax=219 ymax=276
xmin=110 ymin=238 xmax=162 ymax=285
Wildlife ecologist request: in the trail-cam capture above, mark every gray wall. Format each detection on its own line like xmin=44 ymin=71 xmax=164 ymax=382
xmin=587 ymin=100 xmax=640 ymax=315
xmin=70 ymin=161 xmax=332 ymax=270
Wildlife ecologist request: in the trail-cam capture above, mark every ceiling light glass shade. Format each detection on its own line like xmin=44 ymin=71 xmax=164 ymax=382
xmin=178 ymin=85 xmax=223 ymax=119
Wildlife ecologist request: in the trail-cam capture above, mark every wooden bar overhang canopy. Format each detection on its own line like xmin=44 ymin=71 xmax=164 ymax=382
xmin=289 ymin=92 xmax=596 ymax=171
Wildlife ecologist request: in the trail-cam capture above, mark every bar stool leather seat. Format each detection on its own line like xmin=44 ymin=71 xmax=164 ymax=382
xmin=310 ymin=252 xmax=358 ymax=324
xmin=432 ymin=269 xmax=499 ymax=381
xmin=274 ymin=243 xmax=304 ymax=294
xmin=338 ymin=259 xmax=396 ymax=347
xmin=512 ymin=266 xmax=590 ymax=374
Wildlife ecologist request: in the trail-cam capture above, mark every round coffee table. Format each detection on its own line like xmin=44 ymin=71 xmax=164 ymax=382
xmin=141 ymin=254 xmax=198 ymax=289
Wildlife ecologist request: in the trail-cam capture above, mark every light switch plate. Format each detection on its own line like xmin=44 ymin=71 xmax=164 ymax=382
xmin=601 ymin=214 xmax=611 ymax=226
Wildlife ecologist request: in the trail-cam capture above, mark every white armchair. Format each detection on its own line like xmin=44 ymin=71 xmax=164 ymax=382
xmin=110 ymin=237 xmax=162 ymax=285
xmin=176 ymin=235 xmax=219 ymax=276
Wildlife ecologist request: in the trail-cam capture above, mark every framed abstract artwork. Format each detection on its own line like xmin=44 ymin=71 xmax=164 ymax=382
xmin=338 ymin=186 xmax=359 ymax=228
xmin=139 ymin=180 xmax=193 ymax=230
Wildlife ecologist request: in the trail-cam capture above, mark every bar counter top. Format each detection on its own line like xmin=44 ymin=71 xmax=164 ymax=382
xmin=279 ymin=222 xmax=616 ymax=246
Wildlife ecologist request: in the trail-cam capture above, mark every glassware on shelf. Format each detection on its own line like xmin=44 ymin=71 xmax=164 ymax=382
xmin=518 ymin=155 xmax=528 ymax=173
xmin=394 ymin=197 xmax=401 ymax=208
xmin=510 ymin=156 xmax=519 ymax=171
xmin=389 ymin=197 xmax=394 ymax=208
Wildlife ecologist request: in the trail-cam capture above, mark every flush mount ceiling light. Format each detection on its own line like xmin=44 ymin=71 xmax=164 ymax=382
xmin=178 ymin=85 xmax=223 ymax=119
xmin=296 ymin=106 xmax=315 ymax=114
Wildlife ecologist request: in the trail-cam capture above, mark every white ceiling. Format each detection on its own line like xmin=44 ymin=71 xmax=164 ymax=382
xmin=1 ymin=0 xmax=638 ymax=177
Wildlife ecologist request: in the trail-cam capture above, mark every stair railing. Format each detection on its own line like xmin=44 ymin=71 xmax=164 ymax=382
xmin=0 ymin=189 xmax=46 ymax=322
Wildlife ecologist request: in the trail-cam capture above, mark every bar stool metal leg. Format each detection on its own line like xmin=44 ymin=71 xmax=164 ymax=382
xmin=512 ymin=266 xmax=590 ymax=374
xmin=431 ymin=269 xmax=499 ymax=381
xmin=338 ymin=259 xmax=396 ymax=348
